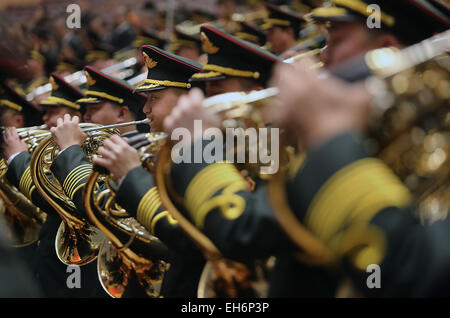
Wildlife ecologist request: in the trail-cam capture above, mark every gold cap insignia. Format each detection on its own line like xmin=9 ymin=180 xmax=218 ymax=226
xmin=84 ymin=71 xmax=96 ymax=86
xmin=143 ymin=52 xmax=158 ymax=69
xmin=49 ymin=76 xmax=59 ymax=91
xmin=201 ymin=32 xmax=219 ymax=54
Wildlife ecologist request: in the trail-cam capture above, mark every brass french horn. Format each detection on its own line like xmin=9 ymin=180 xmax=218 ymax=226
xmin=29 ymin=119 xmax=151 ymax=265
xmin=0 ymin=158 xmax=46 ymax=247
xmin=0 ymin=125 xmax=49 ymax=247
xmin=84 ymin=132 xmax=170 ymax=298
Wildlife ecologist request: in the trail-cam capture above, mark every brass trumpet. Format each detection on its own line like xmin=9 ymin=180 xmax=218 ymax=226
xmin=29 ymin=118 xmax=151 ymax=266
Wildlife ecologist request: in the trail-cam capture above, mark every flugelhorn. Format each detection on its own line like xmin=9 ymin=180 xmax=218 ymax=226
xmin=84 ymin=132 xmax=169 ymax=297
xmin=29 ymin=118 xmax=151 ymax=265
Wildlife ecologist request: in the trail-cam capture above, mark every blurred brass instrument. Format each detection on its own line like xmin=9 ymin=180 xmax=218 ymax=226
xmin=84 ymin=132 xmax=170 ymax=297
xmin=0 ymin=159 xmax=46 ymax=247
xmin=29 ymin=118 xmax=150 ymax=265
xmin=153 ymin=46 xmax=328 ymax=298
xmin=157 ymin=31 xmax=449 ymax=295
xmin=0 ymin=125 xmax=49 ymax=247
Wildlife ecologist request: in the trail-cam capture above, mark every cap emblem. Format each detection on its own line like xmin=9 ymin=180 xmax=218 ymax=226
xmin=84 ymin=71 xmax=96 ymax=86
xmin=49 ymin=77 xmax=59 ymax=91
xmin=201 ymin=32 xmax=220 ymax=54
xmin=143 ymin=52 xmax=158 ymax=69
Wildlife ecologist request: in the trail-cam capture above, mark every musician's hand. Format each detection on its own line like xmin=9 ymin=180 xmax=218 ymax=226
xmin=163 ymin=88 xmax=221 ymax=146
xmin=2 ymin=127 xmax=28 ymax=160
xmin=267 ymin=57 xmax=371 ymax=150
xmin=50 ymin=114 xmax=87 ymax=150
xmin=93 ymin=134 xmax=141 ymax=180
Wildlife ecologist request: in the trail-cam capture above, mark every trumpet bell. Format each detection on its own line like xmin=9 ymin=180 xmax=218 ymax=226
xmin=97 ymin=238 xmax=167 ymax=298
xmin=55 ymin=221 xmax=104 ymax=265
xmin=197 ymin=258 xmax=273 ymax=298
xmin=0 ymin=208 xmax=41 ymax=247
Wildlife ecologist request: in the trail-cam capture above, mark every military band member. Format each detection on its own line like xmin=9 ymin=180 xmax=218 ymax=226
xmin=261 ymin=2 xmax=305 ymax=56
xmin=233 ymin=21 xmax=267 ymax=47
xmin=49 ymin=66 xmax=146 ymax=215
xmin=94 ymin=26 xmax=291 ymax=296
xmin=1 ymin=73 xmax=105 ymax=297
xmin=163 ymin=0 xmax=450 ymax=297
xmin=270 ymin=53 xmax=450 ymax=297
xmin=311 ymin=0 xmax=450 ymax=67
xmin=91 ymin=45 xmax=206 ymax=297
xmin=169 ymin=28 xmax=202 ymax=62
xmin=0 ymin=81 xmax=42 ymax=128
xmin=189 ymin=25 xmax=279 ymax=97
xmin=161 ymin=26 xmax=337 ymax=297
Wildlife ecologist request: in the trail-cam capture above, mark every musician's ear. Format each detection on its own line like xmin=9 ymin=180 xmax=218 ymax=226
xmin=14 ymin=114 xmax=24 ymax=128
xmin=118 ymin=106 xmax=132 ymax=122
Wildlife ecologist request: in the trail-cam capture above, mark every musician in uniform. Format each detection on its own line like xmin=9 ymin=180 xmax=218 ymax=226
xmin=0 ymin=81 xmax=42 ymax=128
xmin=86 ymin=45 xmax=207 ymax=297
xmin=92 ymin=26 xmax=291 ymax=297
xmin=261 ymin=2 xmax=305 ymax=56
xmin=1 ymin=73 xmax=106 ymax=297
xmin=160 ymin=0 xmax=450 ymax=297
xmin=267 ymin=0 xmax=450 ymax=297
xmin=233 ymin=21 xmax=267 ymax=47
xmin=169 ymin=28 xmax=202 ymax=62
xmin=49 ymin=66 xmax=147 ymax=216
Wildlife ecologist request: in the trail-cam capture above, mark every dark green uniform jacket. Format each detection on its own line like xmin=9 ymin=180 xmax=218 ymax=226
xmin=6 ymin=151 xmax=106 ymax=298
xmin=169 ymin=140 xmax=340 ymax=297
xmin=285 ymin=133 xmax=450 ymax=297
xmin=50 ymin=139 xmax=205 ymax=298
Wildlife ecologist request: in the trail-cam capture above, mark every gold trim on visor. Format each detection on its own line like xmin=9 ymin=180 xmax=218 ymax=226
xmin=203 ymin=64 xmax=260 ymax=79
xmin=191 ymin=71 xmax=223 ymax=79
xmin=40 ymin=96 xmax=80 ymax=110
xmin=0 ymin=99 xmax=23 ymax=111
xmin=234 ymin=32 xmax=259 ymax=44
xmin=311 ymin=7 xmax=349 ymax=18
xmin=139 ymin=79 xmax=191 ymax=89
xmin=261 ymin=18 xmax=292 ymax=30
xmin=333 ymin=0 xmax=395 ymax=27
xmin=85 ymin=90 xmax=124 ymax=104
xmin=76 ymin=97 xmax=99 ymax=103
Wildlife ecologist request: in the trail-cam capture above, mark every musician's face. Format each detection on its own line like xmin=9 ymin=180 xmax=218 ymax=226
xmin=175 ymin=47 xmax=200 ymax=62
xmin=143 ymin=88 xmax=184 ymax=132
xmin=42 ymin=105 xmax=79 ymax=129
xmin=83 ymin=101 xmax=121 ymax=125
xmin=267 ymin=26 xmax=294 ymax=56
xmin=320 ymin=21 xmax=381 ymax=68
xmin=0 ymin=108 xmax=24 ymax=128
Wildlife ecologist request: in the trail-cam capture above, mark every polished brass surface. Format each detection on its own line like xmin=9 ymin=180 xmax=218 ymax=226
xmin=84 ymin=132 xmax=169 ymax=298
xmin=0 ymin=160 xmax=46 ymax=247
